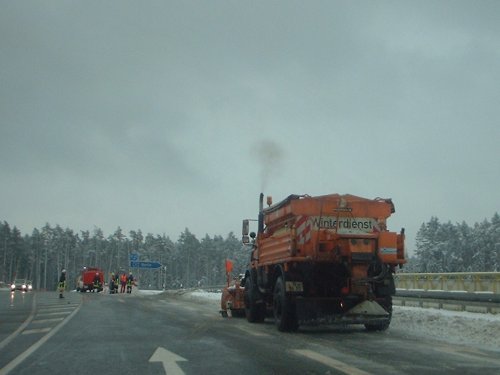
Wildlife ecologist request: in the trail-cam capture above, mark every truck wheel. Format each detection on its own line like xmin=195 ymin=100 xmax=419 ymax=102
xmin=273 ymin=277 xmax=298 ymax=332
xmin=365 ymin=296 xmax=392 ymax=331
xmin=244 ymin=274 xmax=265 ymax=323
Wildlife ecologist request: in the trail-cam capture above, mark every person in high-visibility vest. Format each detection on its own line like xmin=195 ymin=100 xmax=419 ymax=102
xmin=120 ymin=272 xmax=127 ymax=293
xmin=58 ymin=269 xmax=66 ymax=299
xmin=127 ymin=272 xmax=134 ymax=294
xmin=109 ymin=272 xmax=116 ymax=294
xmin=113 ymin=272 xmax=119 ymax=294
xmin=93 ymin=272 xmax=101 ymax=292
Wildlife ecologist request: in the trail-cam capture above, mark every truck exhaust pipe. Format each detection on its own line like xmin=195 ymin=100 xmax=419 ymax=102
xmin=258 ymin=193 xmax=264 ymax=234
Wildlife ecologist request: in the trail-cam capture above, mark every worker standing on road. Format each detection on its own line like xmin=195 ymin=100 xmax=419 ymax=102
xmin=93 ymin=272 xmax=101 ymax=292
xmin=120 ymin=272 xmax=127 ymax=293
xmin=58 ymin=269 xmax=66 ymax=299
xmin=113 ymin=272 xmax=119 ymax=294
xmin=109 ymin=272 xmax=116 ymax=294
xmin=127 ymin=271 xmax=134 ymax=294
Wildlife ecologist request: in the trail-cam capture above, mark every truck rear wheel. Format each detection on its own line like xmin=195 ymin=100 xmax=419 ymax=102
xmin=273 ymin=277 xmax=298 ymax=332
xmin=244 ymin=274 xmax=265 ymax=323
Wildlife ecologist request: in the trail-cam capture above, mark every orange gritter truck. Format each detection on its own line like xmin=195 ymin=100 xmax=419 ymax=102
xmin=242 ymin=193 xmax=405 ymax=332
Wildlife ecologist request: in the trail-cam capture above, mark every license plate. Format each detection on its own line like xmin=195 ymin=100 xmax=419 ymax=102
xmin=285 ymin=281 xmax=304 ymax=292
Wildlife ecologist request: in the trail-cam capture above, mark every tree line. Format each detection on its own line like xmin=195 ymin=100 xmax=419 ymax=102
xmin=0 ymin=221 xmax=250 ymax=291
xmin=405 ymin=213 xmax=500 ymax=273
xmin=2 ymin=212 xmax=499 ymax=290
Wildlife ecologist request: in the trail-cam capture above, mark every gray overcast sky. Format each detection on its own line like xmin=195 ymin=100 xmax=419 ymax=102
xmin=1 ymin=1 xmax=499 ymax=254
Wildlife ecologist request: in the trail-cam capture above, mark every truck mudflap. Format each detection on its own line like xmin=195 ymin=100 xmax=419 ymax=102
xmin=294 ymin=297 xmax=391 ymax=326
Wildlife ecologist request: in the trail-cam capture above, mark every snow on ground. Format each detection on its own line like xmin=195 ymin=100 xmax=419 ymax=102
xmin=189 ymin=290 xmax=223 ymax=301
xmin=135 ymin=289 xmax=165 ymax=295
xmin=392 ymin=305 xmax=500 ymax=351
xmin=179 ymin=289 xmax=500 ymax=352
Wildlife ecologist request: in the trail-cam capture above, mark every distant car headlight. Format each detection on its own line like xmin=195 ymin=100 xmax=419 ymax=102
xmin=28 ymin=285 xmax=33 ymax=290
xmin=11 ymin=284 xmax=15 ymax=290
xmin=22 ymin=284 xmax=26 ymax=289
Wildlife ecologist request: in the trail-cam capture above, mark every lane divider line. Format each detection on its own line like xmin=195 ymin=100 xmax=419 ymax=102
xmin=35 ymin=311 xmax=72 ymax=317
xmin=0 ymin=294 xmax=37 ymax=351
xmin=22 ymin=328 xmax=52 ymax=335
xmin=0 ymin=299 xmax=82 ymax=375
xmin=31 ymin=318 xmax=65 ymax=324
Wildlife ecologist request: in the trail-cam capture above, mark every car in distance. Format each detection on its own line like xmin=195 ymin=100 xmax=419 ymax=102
xmin=10 ymin=278 xmax=30 ymax=292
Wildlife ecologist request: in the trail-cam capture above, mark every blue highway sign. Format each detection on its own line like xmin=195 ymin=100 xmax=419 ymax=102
xmin=130 ymin=261 xmax=162 ymax=269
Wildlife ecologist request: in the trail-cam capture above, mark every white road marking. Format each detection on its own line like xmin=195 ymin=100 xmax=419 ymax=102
xmin=36 ymin=303 xmax=79 ymax=309
xmin=149 ymin=347 xmax=187 ymax=375
xmin=31 ymin=318 xmax=65 ymax=324
xmin=35 ymin=311 xmax=71 ymax=317
xmin=37 ymin=306 xmax=76 ymax=312
xmin=292 ymin=349 xmax=372 ymax=375
xmin=0 ymin=300 xmax=82 ymax=375
xmin=22 ymin=328 xmax=52 ymax=335
xmin=0 ymin=293 xmax=36 ymax=351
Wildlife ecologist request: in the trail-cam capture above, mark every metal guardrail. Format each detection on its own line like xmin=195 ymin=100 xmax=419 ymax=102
xmin=394 ymin=272 xmax=500 ymax=294
xmin=393 ymin=293 xmax=500 ymax=314
xmin=394 ymin=272 xmax=500 ymax=314
xmin=395 ymin=289 xmax=500 ymax=303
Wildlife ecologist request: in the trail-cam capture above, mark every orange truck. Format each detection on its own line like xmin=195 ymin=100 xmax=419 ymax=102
xmin=242 ymin=193 xmax=405 ymax=332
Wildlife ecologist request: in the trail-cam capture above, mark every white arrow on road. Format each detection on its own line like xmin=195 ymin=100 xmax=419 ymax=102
xmin=149 ymin=347 xmax=187 ymax=375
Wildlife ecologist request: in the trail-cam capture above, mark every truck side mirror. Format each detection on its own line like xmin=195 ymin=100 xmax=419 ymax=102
xmin=242 ymin=219 xmax=249 ymax=236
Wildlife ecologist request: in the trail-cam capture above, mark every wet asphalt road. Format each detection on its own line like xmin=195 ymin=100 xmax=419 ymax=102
xmin=1 ymin=289 xmax=499 ymax=375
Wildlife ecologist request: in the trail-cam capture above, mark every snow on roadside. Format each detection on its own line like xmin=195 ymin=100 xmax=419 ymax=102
xmin=392 ymin=306 xmax=500 ymax=351
xmin=136 ymin=289 xmax=165 ymax=295
xmin=167 ymin=289 xmax=222 ymax=306
xmin=190 ymin=290 xmax=223 ymax=301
